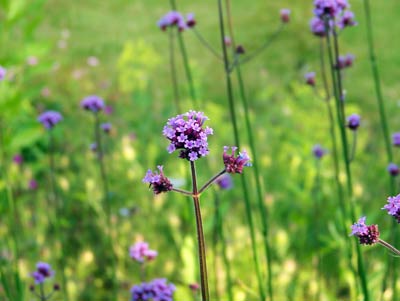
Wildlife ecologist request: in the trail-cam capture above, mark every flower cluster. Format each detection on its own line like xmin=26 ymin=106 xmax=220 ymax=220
xmin=350 ymin=217 xmax=380 ymax=245
xmin=387 ymin=163 xmax=399 ymax=177
xmin=80 ymin=95 xmax=105 ymax=112
xmin=38 ymin=111 xmax=63 ymax=129
xmin=0 ymin=66 xmax=6 ymax=81
xmin=223 ymin=146 xmax=251 ymax=174
xmin=131 ymin=278 xmax=176 ymax=301
xmin=310 ymin=0 xmax=357 ymax=37
xmin=157 ymin=11 xmax=196 ymax=31
xmin=336 ymin=53 xmax=355 ymax=69
xmin=30 ymin=262 xmax=55 ymax=284
xmin=392 ymin=132 xmax=400 ymax=146
xmin=101 ymin=122 xmax=112 ymax=133
xmin=143 ymin=166 xmax=173 ymax=195
xmin=130 ymin=242 xmax=158 ymax=263
xmin=346 ymin=113 xmax=360 ymax=130
xmin=382 ymin=194 xmax=400 ymax=223
xmin=280 ymin=9 xmax=291 ymax=23
xmin=305 ymin=72 xmax=316 ymax=86
xmin=216 ymin=174 xmax=233 ymax=190
xmin=312 ymin=144 xmax=326 ymax=159
xmin=163 ymin=111 xmax=213 ymax=161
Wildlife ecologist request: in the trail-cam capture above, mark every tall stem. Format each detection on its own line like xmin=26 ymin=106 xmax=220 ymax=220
xmin=169 ymin=28 xmax=181 ymax=112
xmin=217 ymin=1 xmax=265 ymax=300
xmin=48 ymin=131 xmax=68 ymax=301
xmin=363 ymin=1 xmax=397 ymax=299
xmin=93 ymin=113 xmax=117 ymax=299
xmin=190 ymin=161 xmax=210 ymax=301
xmin=225 ymin=1 xmax=273 ymax=299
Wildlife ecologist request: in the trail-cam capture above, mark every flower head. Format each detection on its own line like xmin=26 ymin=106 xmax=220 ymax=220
xmin=29 ymin=179 xmax=38 ymax=190
xmin=216 ymin=174 xmax=233 ymax=190
xmin=129 ymin=242 xmax=158 ymax=263
xmin=31 ymin=262 xmax=54 ymax=284
xmin=280 ymin=9 xmax=291 ymax=23
xmin=313 ymin=0 xmax=340 ymax=18
xmin=350 ymin=216 xmax=380 ymax=245
xmin=38 ymin=111 xmax=63 ymax=129
xmin=223 ymin=146 xmax=252 ymax=174
xmin=143 ymin=165 xmax=173 ymax=194
xmin=310 ymin=17 xmax=327 ymax=37
xmin=157 ymin=11 xmax=186 ymax=31
xmin=337 ymin=10 xmax=357 ymax=29
xmin=13 ymin=154 xmax=23 ymax=165
xmin=347 ymin=113 xmax=360 ymax=130
xmin=131 ymin=278 xmax=176 ymax=301
xmin=80 ymin=95 xmax=105 ymax=113
xmin=312 ymin=144 xmax=326 ymax=159
xmin=186 ymin=13 xmax=196 ymax=28
xmin=388 ymin=163 xmax=400 ymax=177
xmin=305 ymin=72 xmax=316 ymax=86
xmin=101 ymin=122 xmax=112 ymax=133
xmin=383 ymin=194 xmax=400 ymax=222
xmin=163 ymin=111 xmax=213 ymax=161
xmin=0 ymin=66 xmax=6 ymax=81
xmin=392 ymin=132 xmax=400 ymax=146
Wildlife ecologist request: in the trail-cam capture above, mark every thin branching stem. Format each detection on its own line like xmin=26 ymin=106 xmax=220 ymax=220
xmin=198 ymin=169 xmax=226 ymax=194
xmin=192 ymin=28 xmax=223 ymax=60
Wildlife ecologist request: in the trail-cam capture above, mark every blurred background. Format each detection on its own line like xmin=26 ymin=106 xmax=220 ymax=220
xmin=1 ymin=0 xmax=400 ymax=300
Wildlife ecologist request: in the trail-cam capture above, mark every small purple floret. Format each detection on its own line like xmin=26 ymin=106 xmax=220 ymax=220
xmin=80 ymin=95 xmax=105 ymax=113
xmin=30 ymin=262 xmax=54 ymax=284
xmin=347 ymin=113 xmax=360 ymax=130
xmin=392 ymin=132 xmax=400 ymax=146
xmin=312 ymin=144 xmax=326 ymax=159
xmin=223 ymin=146 xmax=252 ymax=174
xmin=280 ymin=9 xmax=291 ymax=23
xmin=388 ymin=163 xmax=400 ymax=177
xmin=143 ymin=165 xmax=173 ymax=195
xmin=216 ymin=174 xmax=233 ymax=190
xmin=350 ymin=216 xmax=379 ymax=245
xmin=38 ymin=111 xmax=63 ymax=129
xmin=130 ymin=242 xmax=158 ymax=263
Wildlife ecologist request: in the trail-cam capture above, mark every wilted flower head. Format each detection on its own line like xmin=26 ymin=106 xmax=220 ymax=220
xmin=157 ymin=11 xmax=186 ymax=31
xmin=143 ymin=165 xmax=173 ymax=194
xmin=387 ymin=163 xmax=400 ymax=177
xmin=351 ymin=216 xmax=380 ymax=245
xmin=38 ymin=111 xmax=63 ymax=129
xmin=382 ymin=194 xmax=400 ymax=222
xmin=31 ymin=262 xmax=54 ymax=284
xmin=305 ymin=72 xmax=316 ymax=86
xmin=393 ymin=132 xmax=400 ymax=147
xmin=223 ymin=146 xmax=252 ymax=174
xmin=81 ymin=95 xmax=105 ymax=112
xmin=129 ymin=242 xmax=158 ymax=263
xmin=186 ymin=13 xmax=196 ymax=28
xmin=236 ymin=45 xmax=245 ymax=54
xmin=347 ymin=113 xmax=360 ymax=130
xmin=0 ymin=66 xmax=6 ymax=81
xmin=216 ymin=174 xmax=233 ymax=190
xmin=312 ymin=144 xmax=326 ymax=159
xmin=131 ymin=278 xmax=176 ymax=301
xmin=280 ymin=9 xmax=291 ymax=23
xmin=101 ymin=122 xmax=112 ymax=133
xmin=163 ymin=111 xmax=213 ymax=161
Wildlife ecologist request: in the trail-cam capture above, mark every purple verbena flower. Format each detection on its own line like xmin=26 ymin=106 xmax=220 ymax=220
xmin=163 ymin=111 xmax=213 ymax=161
xmin=216 ymin=174 xmax=233 ymax=190
xmin=29 ymin=179 xmax=38 ymax=190
xmin=350 ymin=216 xmax=380 ymax=245
xmin=0 ymin=66 xmax=6 ymax=81
xmin=310 ymin=17 xmax=327 ymax=37
xmin=131 ymin=279 xmax=176 ymax=301
xmin=280 ymin=9 xmax=291 ymax=23
xmin=382 ymin=194 xmax=400 ymax=222
xmin=313 ymin=0 xmax=340 ymax=18
xmin=186 ymin=13 xmax=196 ymax=28
xmin=338 ymin=10 xmax=357 ymax=29
xmin=223 ymin=146 xmax=252 ymax=174
xmin=80 ymin=95 xmax=105 ymax=113
xmin=392 ymin=132 xmax=400 ymax=147
xmin=31 ymin=262 xmax=54 ymax=284
xmin=224 ymin=36 xmax=232 ymax=47
xmin=189 ymin=283 xmax=200 ymax=292
xmin=305 ymin=72 xmax=316 ymax=86
xmin=143 ymin=165 xmax=173 ymax=194
xmin=347 ymin=113 xmax=360 ymax=130
xmin=344 ymin=53 xmax=355 ymax=68
xmin=312 ymin=144 xmax=326 ymax=159
xmin=38 ymin=111 xmax=63 ymax=129
xmin=101 ymin=122 xmax=112 ymax=133
xmin=387 ymin=163 xmax=400 ymax=177
xmin=13 ymin=154 xmax=23 ymax=165
xmin=129 ymin=242 xmax=158 ymax=263
xmin=157 ymin=11 xmax=186 ymax=32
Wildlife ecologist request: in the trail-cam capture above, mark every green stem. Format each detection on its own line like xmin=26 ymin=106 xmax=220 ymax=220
xmin=378 ymin=239 xmax=400 ymax=256
xmin=217 ymin=1 xmax=265 ymax=300
xmin=93 ymin=113 xmax=118 ymax=300
xmin=349 ymin=131 xmax=357 ymax=163
xmin=192 ymin=28 xmax=222 ymax=60
xmin=169 ymin=28 xmax=181 ymax=112
xmin=190 ymin=161 xmax=210 ymax=301
xmin=198 ymin=169 xmax=226 ymax=194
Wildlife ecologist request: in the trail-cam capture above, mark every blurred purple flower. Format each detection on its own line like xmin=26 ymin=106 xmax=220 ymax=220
xmin=31 ymin=262 xmax=54 ymax=285
xmin=0 ymin=66 xmax=6 ymax=81
xmin=387 ymin=163 xmax=399 ymax=177
xmin=131 ymin=278 xmax=175 ymax=301
xmin=313 ymin=0 xmax=340 ymax=18
xmin=382 ymin=194 xmax=400 ymax=222
xmin=163 ymin=111 xmax=213 ymax=161
xmin=27 ymin=56 xmax=38 ymax=66
xmin=346 ymin=113 xmax=360 ymax=130
xmin=223 ymin=146 xmax=252 ymax=174
xmin=129 ymin=242 xmax=158 ymax=263
xmin=312 ymin=144 xmax=326 ymax=159
xmin=392 ymin=132 xmax=400 ymax=146
xmin=104 ymin=105 xmax=113 ymax=115
xmin=101 ymin=122 xmax=112 ymax=134
xmin=189 ymin=283 xmax=200 ymax=292
xmin=350 ymin=216 xmax=380 ymax=245
xmin=224 ymin=36 xmax=232 ymax=47
xmin=81 ymin=95 xmax=105 ymax=112
xmin=280 ymin=9 xmax=291 ymax=23
xmin=90 ymin=142 xmax=98 ymax=152
xmin=87 ymin=56 xmax=100 ymax=67
xmin=38 ymin=111 xmax=63 ymax=129
xmin=29 ymin=179 xmax=38 ymax=190
xmin=310 ymin=17 xmax=327 ymax=37
xmin=337 ymin=10 xmax=357 ymax=29
xmin=157 ymin=11 xmax=186 ymax=31
xmin=143 ymin=165 xmax=173 ymax=195
xmin=216 ymin=174 xmax=233 ymax=190
xmin=305 ymin=72 xmax=316 ymax=86
xmin=13 ymin=154 xmax=23 ymax=165
xmin=186 ymin=13 xmax=196 ymax=28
